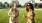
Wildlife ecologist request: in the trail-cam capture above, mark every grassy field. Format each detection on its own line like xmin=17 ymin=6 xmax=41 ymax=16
xmin=0 ymin=9 xmax=42 ymax=23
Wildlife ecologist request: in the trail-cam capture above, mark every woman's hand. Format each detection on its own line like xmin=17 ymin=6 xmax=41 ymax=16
xmin=12 ymin=14 xmax=15 ymax=17
xmin=23 ymin=15 xmax=27 ymax=18
xmin=23 ymin=15 xmax=25 ymax=18
xmin=28 ymin=15 xmax=33 ymax=19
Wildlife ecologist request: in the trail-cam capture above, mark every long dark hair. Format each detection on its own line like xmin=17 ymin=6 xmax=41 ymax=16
xmin=26 ymin=3 xmax=34 ymax=12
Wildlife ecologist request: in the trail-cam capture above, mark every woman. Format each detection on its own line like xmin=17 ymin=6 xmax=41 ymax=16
xmin=24 ymin=3 xmax=35 ymax=23
xmin=8 ymin=3 xmax=19 ymax=23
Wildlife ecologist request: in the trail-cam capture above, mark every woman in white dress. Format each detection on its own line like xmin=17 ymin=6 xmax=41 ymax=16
xmin=8 ymin=3 xmax=19 ymax=23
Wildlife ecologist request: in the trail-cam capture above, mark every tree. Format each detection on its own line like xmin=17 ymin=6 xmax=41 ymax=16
xmin=18 ymin=4 xmax=22 ymax=7
xmin=4 ymin=2 xmax=9 ymax=8
xmin=0 ymin=2 xmax=2 ymax=8
xmin=24 ymin=2 xmax=28 ymax=7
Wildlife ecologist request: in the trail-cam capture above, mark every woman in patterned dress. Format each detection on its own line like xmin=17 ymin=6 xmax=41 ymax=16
xmin=8 ymin=3 xmax=19 ymax=23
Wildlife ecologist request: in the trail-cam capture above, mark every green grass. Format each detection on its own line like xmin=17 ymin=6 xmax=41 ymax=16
xmin=0 ymin=10 xmax=42 ymax=23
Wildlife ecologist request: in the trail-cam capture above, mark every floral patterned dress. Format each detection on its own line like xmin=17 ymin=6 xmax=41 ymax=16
xmin=8 ymin=8 xmax=19 ymax=23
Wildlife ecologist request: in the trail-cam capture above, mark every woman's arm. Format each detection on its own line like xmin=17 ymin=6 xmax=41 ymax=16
xmin=23 ymin=15 xmax=28 ymax=18
xmin=8 ymin=9 xmax=12 ymax=17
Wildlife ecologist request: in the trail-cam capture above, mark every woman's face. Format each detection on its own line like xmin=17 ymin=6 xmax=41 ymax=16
xmin=13 ymin=4 xmax=17 ymax=9
xmin=27 ymin=4 xmax=31 ymax=10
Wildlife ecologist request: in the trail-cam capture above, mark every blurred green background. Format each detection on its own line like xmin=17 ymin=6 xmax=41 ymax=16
xmin=0 ymin=9 xmax=42 ymax=23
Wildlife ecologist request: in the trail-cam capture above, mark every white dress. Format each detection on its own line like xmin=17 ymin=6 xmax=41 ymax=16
xmin=27 ymin=10 xmax=35 ymax=23
xmin=9 ymin=17 xmax=13 ymax=23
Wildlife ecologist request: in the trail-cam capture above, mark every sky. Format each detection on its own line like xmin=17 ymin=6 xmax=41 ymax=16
xmin=0 ymin=0 xmax=30 ymax=5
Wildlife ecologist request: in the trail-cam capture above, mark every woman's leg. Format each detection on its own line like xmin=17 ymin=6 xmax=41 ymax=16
xmin=9 ymin=17 xmax=13 ymax=23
